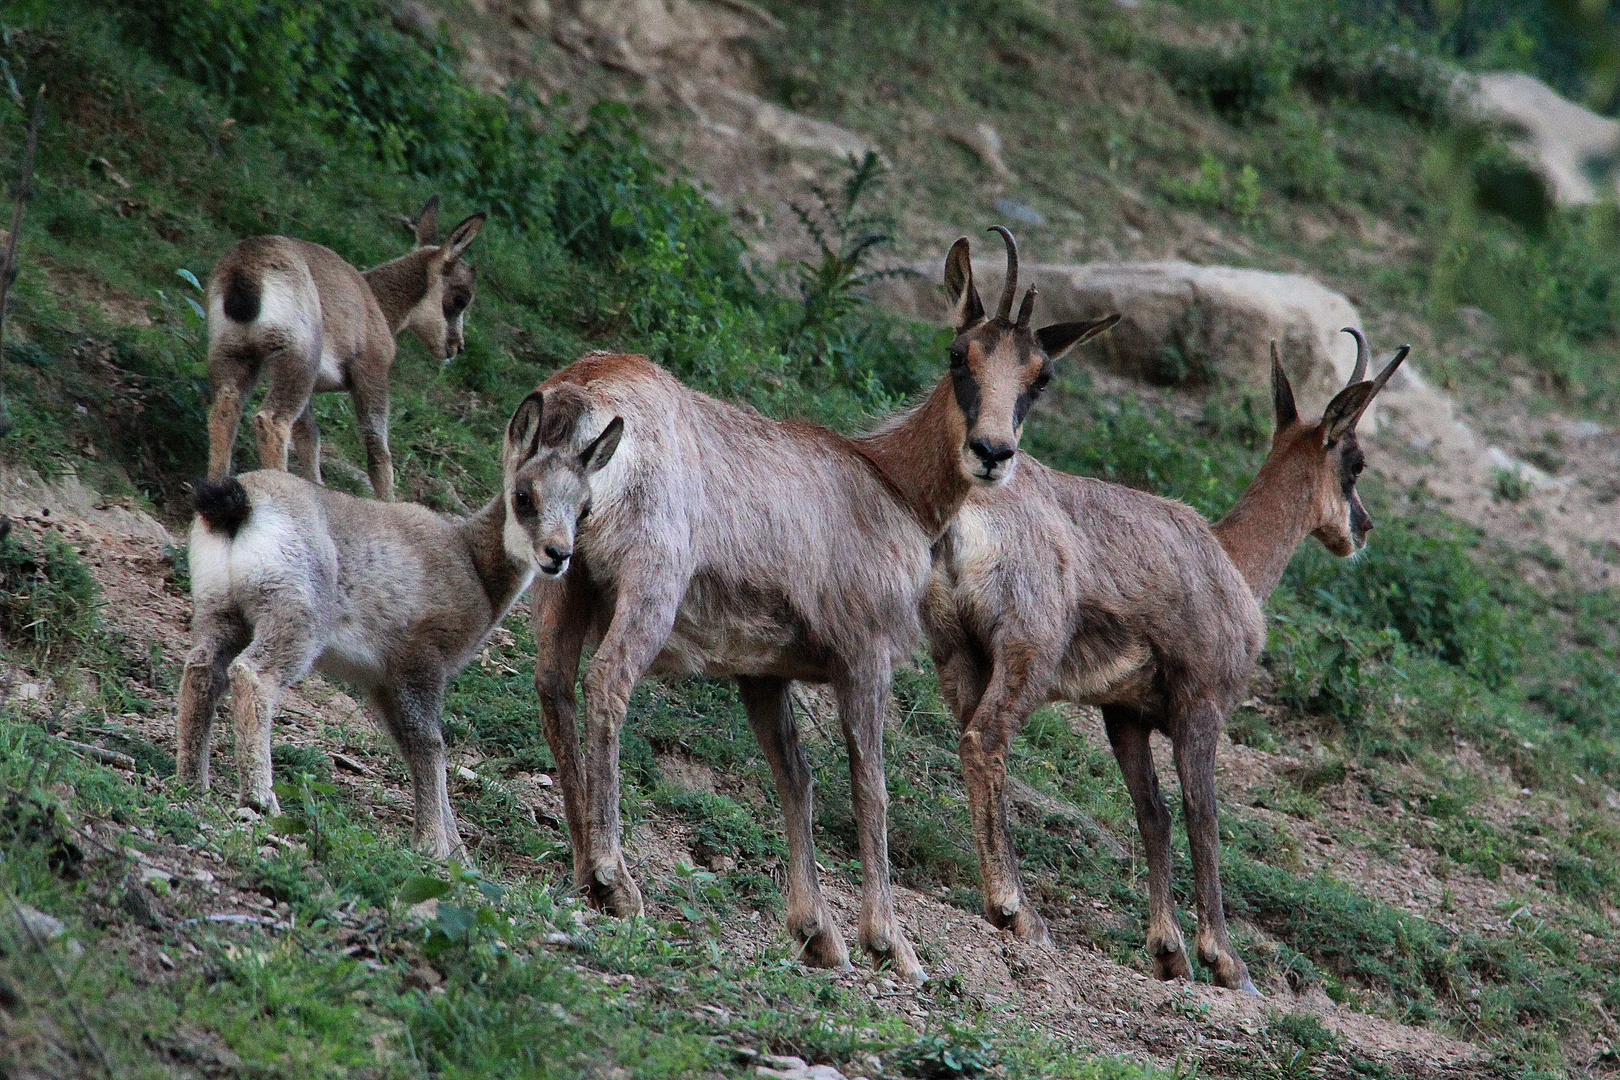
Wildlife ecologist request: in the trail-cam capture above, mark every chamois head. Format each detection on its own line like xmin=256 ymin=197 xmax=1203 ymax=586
xmin=943 ymin=227 xmax=1118 ymax=486
xmin=502 ymin=384 xmax=624 ymax=578
xmin=404 ymin=194 xmax=486 ymax=361
xmin=1269 ymin=329 xmax=1408 ymax=556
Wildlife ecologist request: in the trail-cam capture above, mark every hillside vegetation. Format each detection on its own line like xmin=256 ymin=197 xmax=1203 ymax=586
xmin=1 ymin=0 xmax=1618 ymax=1077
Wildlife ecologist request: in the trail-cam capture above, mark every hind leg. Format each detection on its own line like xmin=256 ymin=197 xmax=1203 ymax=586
xmin=206 ymin=357 xmax=256 ymax=480
xmin=290 ymin=401 xmax=322 ymax=485
xmin=226 ymin=619 xmax=319 ymax=814
xmin=1173 ymin=703 xmax=1256 ymax=993
xmin=738 ymin=675 xmax=850 ymax=970
xmin=175 ymin=612 xmax=248 ymax=791
xmin=1104 ymin=705 xmax=1191 ymax=982
xmin=252 ymin=346 xmax=317 ymax=475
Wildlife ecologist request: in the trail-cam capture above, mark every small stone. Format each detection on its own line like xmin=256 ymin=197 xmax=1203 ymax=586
xmin=536 ymin=773 xmax=554 ymax=787
xmin=760 ymin=1055 xmax=808 ymax=1072
xmin=11 ymin=903 xmax=64 ymax=940
xmin=456 ymin=765 xmax=478 ymax=782
xmin=232 ymin=806 xmax=261 ymax=823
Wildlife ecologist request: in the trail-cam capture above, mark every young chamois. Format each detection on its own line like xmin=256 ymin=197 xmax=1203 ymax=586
xmin=204 ymin=195 xmax=486 ymax=500
xmin=505 ymin=230 xmax=1117 ymax=984
xmin=172 ymin=393 xmax=608 ymax=856
xmin=925 ymin=329 xmax=1407 ymax=992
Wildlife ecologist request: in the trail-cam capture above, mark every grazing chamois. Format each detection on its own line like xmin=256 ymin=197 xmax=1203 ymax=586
xmin=925 ymin=329 xmax=1407 ymax=992
xmin=204 ymin=195 xmax=486 ymax=500
xmin=172 ymin=391 xmax=606 ymax=856
xmin=506 ymin=230 xmax=1117 ymax=983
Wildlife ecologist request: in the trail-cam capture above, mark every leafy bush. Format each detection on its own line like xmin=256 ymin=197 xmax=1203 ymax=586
xmin=125 ymin=0 xmax=563 ymax=226
xmin=1283 ymin=519 xmax=1525 ymax=689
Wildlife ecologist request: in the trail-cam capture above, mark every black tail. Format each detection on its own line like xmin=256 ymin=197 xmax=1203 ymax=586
xmin=221 ymin=268 xmax=260 ymax=323
xmin=191 ymin=477 xmax=251 ymax=538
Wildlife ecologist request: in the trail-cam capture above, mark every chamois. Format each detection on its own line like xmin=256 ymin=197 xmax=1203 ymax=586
xmin=507 ymin=230 xmax=1117 ymax=984
xmin=204 ymin=195 xmax=486 ymax=500
xmin=925 ymin=329 xmax=1407 ymax=992
xmin=172 ymin=392 xmax=607 ymax=856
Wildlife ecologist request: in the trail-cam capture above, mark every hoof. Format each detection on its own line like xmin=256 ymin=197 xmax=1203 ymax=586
xmin=1152 ymin=948 xmax=1193 ymax=982
xmin=587 ymin=861 xmax=644 ymax=917
xmin=988 ymin=902 xmax=1051 ymax=945
xmin=793 ymin=916 xmax=852 ymax=970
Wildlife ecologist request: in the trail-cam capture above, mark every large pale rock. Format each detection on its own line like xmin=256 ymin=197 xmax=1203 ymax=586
xmin=678 ymin=82 xmax=884 ymax=164
xmin=873 ymin=260 xmax=1367 ymax=412
xmin=1467 ymin=71 xmax=1620 ymax=206
xmin=563 ymin=0 xmax=754 ymax=55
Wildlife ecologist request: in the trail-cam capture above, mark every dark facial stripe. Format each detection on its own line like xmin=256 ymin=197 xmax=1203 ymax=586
xmin=951 ymin=364 xmax=981 ymax=428
xmin=1013 ymin=360 xmax=1052 ymax=426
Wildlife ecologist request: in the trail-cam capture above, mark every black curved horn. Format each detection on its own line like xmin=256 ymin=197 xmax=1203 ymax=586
xmin=1015 ymin=286 xmax=1037 ymax=331
xmin=988 ymin=225 xmax=1018 ymax=322
xmin=1341 ymin=327 xmax=1369 ymax=384
xmin=1371 ymin=345 xmax=1410 ymax=396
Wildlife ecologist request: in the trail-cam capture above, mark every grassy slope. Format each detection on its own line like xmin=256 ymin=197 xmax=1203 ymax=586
xmin=1 ymin=0 xmax=1617 ymax=1076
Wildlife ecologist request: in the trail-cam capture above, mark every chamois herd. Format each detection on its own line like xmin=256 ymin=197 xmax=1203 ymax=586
xmin=169 ymin=199 xmax=1409 ymax=992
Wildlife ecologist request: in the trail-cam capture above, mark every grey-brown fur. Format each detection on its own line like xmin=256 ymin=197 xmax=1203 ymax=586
xmin=504 ymin=232 xmax=1115 ymax=986
xmin=925 ymin=331 xmax=1407 ymax=992
xmin=174 ymin=464 xmax=542 ymax=860
xmin=203 ymin=195 xmax=485 ymax=500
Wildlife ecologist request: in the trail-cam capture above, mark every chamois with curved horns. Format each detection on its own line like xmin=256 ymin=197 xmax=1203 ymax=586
xmin=204 ymin=195 xmax=486 ymax=500
xmin=171 ymin=384 xmax=607 ymax=856
xmin=505 ymin=228 xmax=1118 ymax=984
xmin=925 ymin=328 xmax=1407 ymax=992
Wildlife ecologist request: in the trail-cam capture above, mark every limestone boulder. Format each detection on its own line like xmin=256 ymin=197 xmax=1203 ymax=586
xmin=1466 ymin=71 xmax=1620 ymax=206
xmin=873 ymin=260 xmax=1369 ymax=413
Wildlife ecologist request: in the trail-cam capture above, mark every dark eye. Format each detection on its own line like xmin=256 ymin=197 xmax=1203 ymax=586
xmin=949 ymin=345 xmax=968 ymax=369
xmin=1031 ymin=371 xmax=1050 ymax=393
xmin=577 ymin=499 xmax=592 ymax=523
xmin=513 ymin=490 xmax=534 ymax=513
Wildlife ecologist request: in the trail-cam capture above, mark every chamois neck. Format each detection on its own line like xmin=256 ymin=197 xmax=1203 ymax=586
xmin=853 ymin=377 xmax=973 ymax=538
xmin=362 ymin=249 xmax=435 ymax=334
xmin=461 ymin=494 xmax=532 ymax=615
xmin=1211 ymin=448 xmax=1320 ymax=600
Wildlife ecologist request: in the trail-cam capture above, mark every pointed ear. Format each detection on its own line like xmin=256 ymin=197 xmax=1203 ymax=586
xmin=1321 ymin=382 xmax=1375 ymax=446
xmin=944 ymin=237 xmax=985 ymax=331
xmin=440 ymin=213 xmax=486 ymax=263
xmin=505 ymin=391 xmax=544 ymax=466
xmin=413 ymin=194 xmax=441 ymax=248
xmin=1270 ymin=342 xmax=1298 ymax=430
xmin=1035 ymin=313 xmax=1119 ymax=360
xmin=580 ymin=416 xmax=624 ymax=475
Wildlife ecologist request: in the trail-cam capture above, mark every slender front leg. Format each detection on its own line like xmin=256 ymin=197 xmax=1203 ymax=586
xmin=290 ymin=400 xmax=322 ymax=485
xmin=836 ymin=662 xmax=925 ymax=985
xmin=1173 ymin=704 xmax=1256 ymax=993
xmin=737 ymin=675 xmax=850 ymax=971
xmin=958 ymin=641 xmax=1052 ymax=943
xmin=532 ymin=571 xmax=594 ymax=890
xmin=370 ymin=676 xmax=464 ymax=861
xmin=579 ymin=579 xmax=681 ymax=916
xmin=348 ymin=349 xmax=394 ymax=501
xmin=1103 ymin=705 xmax=1191 ymax=981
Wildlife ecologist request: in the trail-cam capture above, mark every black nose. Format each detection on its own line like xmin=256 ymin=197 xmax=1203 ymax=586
xmin=968 ymin=438 xmax=1015 ymax=466
xmin=544 ymin=546 xmax=572 ymax=565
